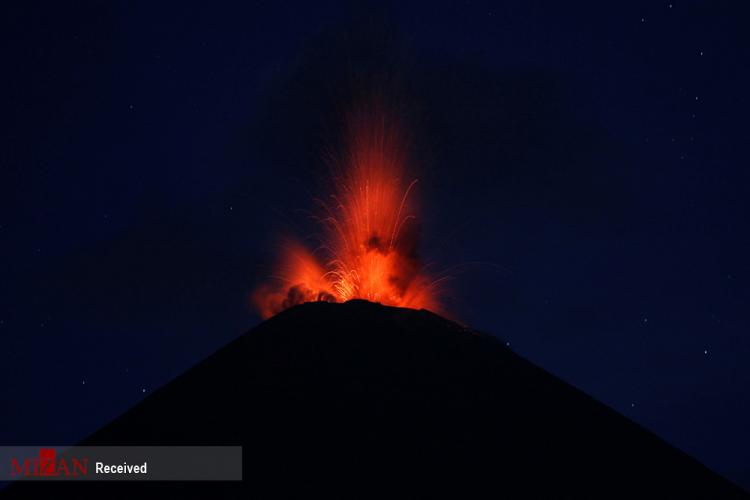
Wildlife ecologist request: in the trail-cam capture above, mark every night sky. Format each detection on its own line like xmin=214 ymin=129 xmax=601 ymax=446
xmin=2 ymin=0 xmax=748 ymax=489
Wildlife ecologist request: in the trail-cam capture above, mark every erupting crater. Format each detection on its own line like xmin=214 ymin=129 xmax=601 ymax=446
xmin=253 ymin=105 xmax=442 ymax=318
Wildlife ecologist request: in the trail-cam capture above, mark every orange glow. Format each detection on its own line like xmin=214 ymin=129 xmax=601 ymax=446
xmin=253 ymin=104 xmax=442 ymax=319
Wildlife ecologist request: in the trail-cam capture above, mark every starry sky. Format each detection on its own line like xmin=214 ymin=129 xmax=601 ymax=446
xmin=2 ymin=0 xmax=748 ymax=489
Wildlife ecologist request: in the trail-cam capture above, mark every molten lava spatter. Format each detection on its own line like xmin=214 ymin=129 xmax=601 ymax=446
xmin=253 ymin=106 xmax=440 ymax=319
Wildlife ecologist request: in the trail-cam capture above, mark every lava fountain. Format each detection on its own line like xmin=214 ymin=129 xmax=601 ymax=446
xmin=253 ymin=104 xmax=442 ymax=319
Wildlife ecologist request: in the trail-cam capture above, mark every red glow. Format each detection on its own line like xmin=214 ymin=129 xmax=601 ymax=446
xmin=253 ymin=105 xmax=441 ymax=319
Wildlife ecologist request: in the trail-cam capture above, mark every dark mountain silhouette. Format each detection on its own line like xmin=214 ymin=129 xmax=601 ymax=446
xmin=5 ymin=300 xmax=745 ymax=498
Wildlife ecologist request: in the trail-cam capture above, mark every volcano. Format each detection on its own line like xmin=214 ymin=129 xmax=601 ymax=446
xmin=6 ymin=300 xmax=744 ymax=497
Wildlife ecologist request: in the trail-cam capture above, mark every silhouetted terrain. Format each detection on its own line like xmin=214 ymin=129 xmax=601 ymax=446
xmin=6 ymin=300 xmax=745 ymax=497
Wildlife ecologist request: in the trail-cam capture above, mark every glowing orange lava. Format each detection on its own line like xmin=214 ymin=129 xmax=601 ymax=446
xmin=253 ymin=105 xmax=441 ymax=319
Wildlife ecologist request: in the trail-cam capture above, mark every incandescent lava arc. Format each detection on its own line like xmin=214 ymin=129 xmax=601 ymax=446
xmin=253 ymin=104 xmax=443 ymax=319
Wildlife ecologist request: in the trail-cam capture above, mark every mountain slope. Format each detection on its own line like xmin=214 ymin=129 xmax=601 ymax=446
xmin=6 ymin=300 xmax=745 ymax=497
